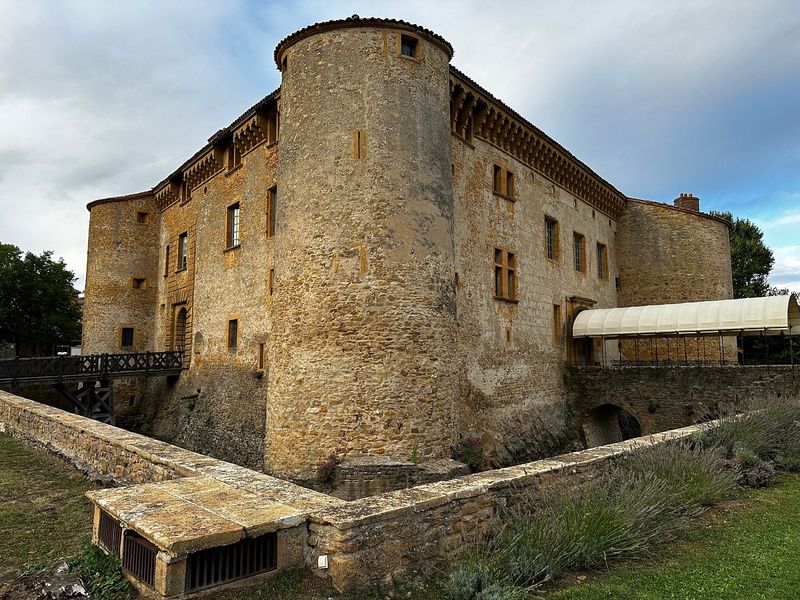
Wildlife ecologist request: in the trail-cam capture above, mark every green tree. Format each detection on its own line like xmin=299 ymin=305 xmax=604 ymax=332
xmin=709 ymin=211 xmax=774 ymax=299
xmin=0 ymin=243 xmax=82 ymax=356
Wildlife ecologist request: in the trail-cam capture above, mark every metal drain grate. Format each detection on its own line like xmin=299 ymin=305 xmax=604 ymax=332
xmin=122 ymin=531 xmax=158 ymax=589
xmin=97 ymin=510 xmax=122 ymax=557
xmin=185 ymin=532 xmax=277 ymax=593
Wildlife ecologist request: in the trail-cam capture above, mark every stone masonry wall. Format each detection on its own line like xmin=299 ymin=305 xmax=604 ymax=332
xmin=269 ymin=26 xmax=459 ymax=478
xmin=616 ymin=199 xmax=735 ymax=362
xmin=568 ymin=365 xmax=799 ymax=439
xmin=308 ymin=422 xmax=707 ymax=592
xmin=83 ymin=194 xmax=160 ymax=354
xmin=127 ymin=141 xmax=279 ymax=470
xmin=451 ymin=135 xmax=619 ymax=466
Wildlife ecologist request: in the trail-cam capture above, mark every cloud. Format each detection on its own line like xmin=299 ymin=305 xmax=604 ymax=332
xmin=1 ymin=0 xmax=798 ymax=292
xmin=770 ymin=246 xmax=800 ymax=293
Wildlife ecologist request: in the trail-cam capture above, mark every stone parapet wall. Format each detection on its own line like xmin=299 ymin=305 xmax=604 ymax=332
xmin=568 ymin=366 xmax=799 ymax=442
xmin=309 ymin=424 xmax=705 ymax=591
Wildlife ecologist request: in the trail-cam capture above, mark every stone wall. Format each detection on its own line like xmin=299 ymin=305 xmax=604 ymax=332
xmin=451 ymin=134 xmax=620 ymax=466
xmin=308 ymin=423 xmax=706 ymax=592
xmin=269 ymin=25 xmax=459 ymax=478
xmin=616 ymin=199 xmax=735 ymax=362
xmin=83 ymin=193 xmax=159 ymax=354
xmin=568 ymin=366 xmax=799 ymax=444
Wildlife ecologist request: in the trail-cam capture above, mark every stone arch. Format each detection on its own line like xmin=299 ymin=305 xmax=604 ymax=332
xmin=579 ymin=402 xmax=643 ymax=448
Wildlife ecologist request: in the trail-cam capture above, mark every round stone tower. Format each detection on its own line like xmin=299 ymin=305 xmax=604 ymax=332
xmin=267 ymin=17 xmax=458 ymax=479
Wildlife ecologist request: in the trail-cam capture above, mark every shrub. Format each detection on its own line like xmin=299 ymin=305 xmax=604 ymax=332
xmin=626 ymin=442 xmax=737 ymax=510
xmin=68 ymin=542 xmax=132 ymax=599
xmin=734 ymin=448 xmax=776 ymax=488
xmin=315 ymin=452 xmax=341 ymax=485
xmin=453 ymin=433 xmax=485 ymax=472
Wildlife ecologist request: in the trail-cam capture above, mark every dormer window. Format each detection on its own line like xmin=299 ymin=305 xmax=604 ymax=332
xmin=228 ymin=144 xmax=241 ymax=170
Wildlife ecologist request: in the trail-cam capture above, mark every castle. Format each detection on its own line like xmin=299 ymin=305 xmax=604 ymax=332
xmin=82 ymin=17 xmax=734 ymax=482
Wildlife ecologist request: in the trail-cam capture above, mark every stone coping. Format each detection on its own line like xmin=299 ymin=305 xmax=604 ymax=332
xmin=88 ymin=476 xmax=305 ymax=555
xmin=0 ymin=391 xmax=343 ymax=513
xmin=309 ymin=425 xmax=704 ymax=530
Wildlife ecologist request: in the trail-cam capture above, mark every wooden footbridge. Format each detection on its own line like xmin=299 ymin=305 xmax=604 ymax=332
xmin=0 ymin=351 xmax=183 ymax=424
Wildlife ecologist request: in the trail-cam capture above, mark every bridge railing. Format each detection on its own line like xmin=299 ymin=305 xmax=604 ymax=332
xmin=0 ymin=351 xmax=184 ymax=384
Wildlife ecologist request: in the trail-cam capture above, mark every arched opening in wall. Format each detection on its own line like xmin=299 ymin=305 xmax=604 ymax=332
xmin=174 ymin=307 xmax=187 ymax=353
xmin=580 ymin=403 xmax=642 ymax=448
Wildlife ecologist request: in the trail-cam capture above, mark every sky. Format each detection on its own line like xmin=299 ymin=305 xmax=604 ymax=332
xmin=0 ymin=0 xmax=798 ymax=292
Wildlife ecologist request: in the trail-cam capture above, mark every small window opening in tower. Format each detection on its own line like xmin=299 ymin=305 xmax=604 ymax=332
xmin=400 ymin=34 xmax=418 ymax=58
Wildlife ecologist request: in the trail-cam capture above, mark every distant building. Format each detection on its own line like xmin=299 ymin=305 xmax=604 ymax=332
xmin=82 ymin=17 xmax=732 ymax=481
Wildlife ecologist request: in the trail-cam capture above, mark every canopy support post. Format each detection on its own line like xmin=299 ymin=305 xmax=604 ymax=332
xmin=791 ymin=326 xmax=795 ymax=370
xmin=635 ymin=337 xmax=640 ymax=367
xmin=719 ymin=334 xmax=723 ymax=366
xmin=601 ymin=336 xmax=606 ymax=369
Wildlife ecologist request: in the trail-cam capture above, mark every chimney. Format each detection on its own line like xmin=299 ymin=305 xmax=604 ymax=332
xmin=674 ymin=193 xmax=700 ymax=212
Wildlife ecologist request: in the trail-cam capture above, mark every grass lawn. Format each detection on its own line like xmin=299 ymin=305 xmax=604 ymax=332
xmin=0 ymin=432 xmax=95 ymax=583
xmin=549 ymin=474 xmax=800 ymax=600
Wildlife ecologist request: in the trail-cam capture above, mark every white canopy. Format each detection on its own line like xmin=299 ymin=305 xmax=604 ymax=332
xmin=572 ymin=294 xmax=800 ymax=339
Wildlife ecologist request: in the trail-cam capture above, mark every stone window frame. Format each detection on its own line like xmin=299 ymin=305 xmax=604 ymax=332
xmin=227 ymin=318 xmax=239 ymax=351
xmin=353 ymin=129 xmax=366 ymax=160
xmin=491 ymin=164 xmax=516 ymax=201
xmin=119 ymin=326 xmax=135 ymax=350
xmin=135 ymin=211 xmax=150 ymax=224
xmin=573 ymin=231 xmax=587 ymax=274
xmin=226 ymin=202 xmax=241 ymax=250
xmin=596 ymin=242 xmax=609 ymax=281
xmin=129 ymin=277 xmax=147 ymax=290
xmin=266 ymin=186 xmax=277 ymax=238
xmin=493 ymin=247 xmax=518 ymax=302
xmin=544 ymin=215 xmax=560 ymax=262
xmin=398 ymin=32 xmax=422 ymax=61
xmin=227 ymin=143 xmax=242 ymax=172
xmin=177 ymin=232 xmax=188 ymax=272
xmin=163 ymin=245 xmax=170 ymax=278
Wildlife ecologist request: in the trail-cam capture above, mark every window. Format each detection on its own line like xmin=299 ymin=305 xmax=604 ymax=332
xmin=596 ymin=243 xmax=608 ymax=280
xmin=353 ymin=129 xmax=366 ymax=160
xmin=227 ymin=143 xmax=241 ymax=170
xmin=181 ymin=181 xmax=191 ymax=203
xmin=493 ymin=248 xmax=517 ymax=301
xmin=131 ymin=277 xmax=146 ymax=289
xmin=545 ymin=217 xmax=559 ymax=260
xmin=573 ymin=232 xmax=586 ymax=273
xmin=164 ymin=245 xmax=170 ymax=277
xmin=227 ymin=319 xmax=238 ymax=349
xmin=120 ymin=327 xmax=134 ymax=349
xmin=178 ymin=233 xmax=188 ymax=271
xmin=553 ymin=304 xmax=562 ymax=345
xmin=268 ymin=268 xmax=274 ymax=296
xmin=491 ymin=164 xmax=515 ymax=199
xmin=226 ymin=203 xmax=240 ymax=248
xmin=136 ymin=211 xmax=149 ymax=224
xmin=258 ymin=343 xmax=265 ymax=369
xmin=400 ymin=34 xmax=418 ymax=58
xmin=267 ymin=187 xmax=277 ymax=237
xmin=493 ymin=165 xmax=503 ymax=194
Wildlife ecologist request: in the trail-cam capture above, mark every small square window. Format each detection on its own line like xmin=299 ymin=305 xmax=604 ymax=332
xmin=400 ymin=34 xmax=418 ymax=58
xmin=121 ymin=327 xmax=134 ymax=348
xmin=136 ymin=211 xmax=149 ymax=224
xmin=131 ymin=277 xmax=146 ymax=289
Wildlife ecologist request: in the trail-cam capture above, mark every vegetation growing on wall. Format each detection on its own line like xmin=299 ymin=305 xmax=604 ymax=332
xmin=442 ymin=395 xmax=800 ymax=599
